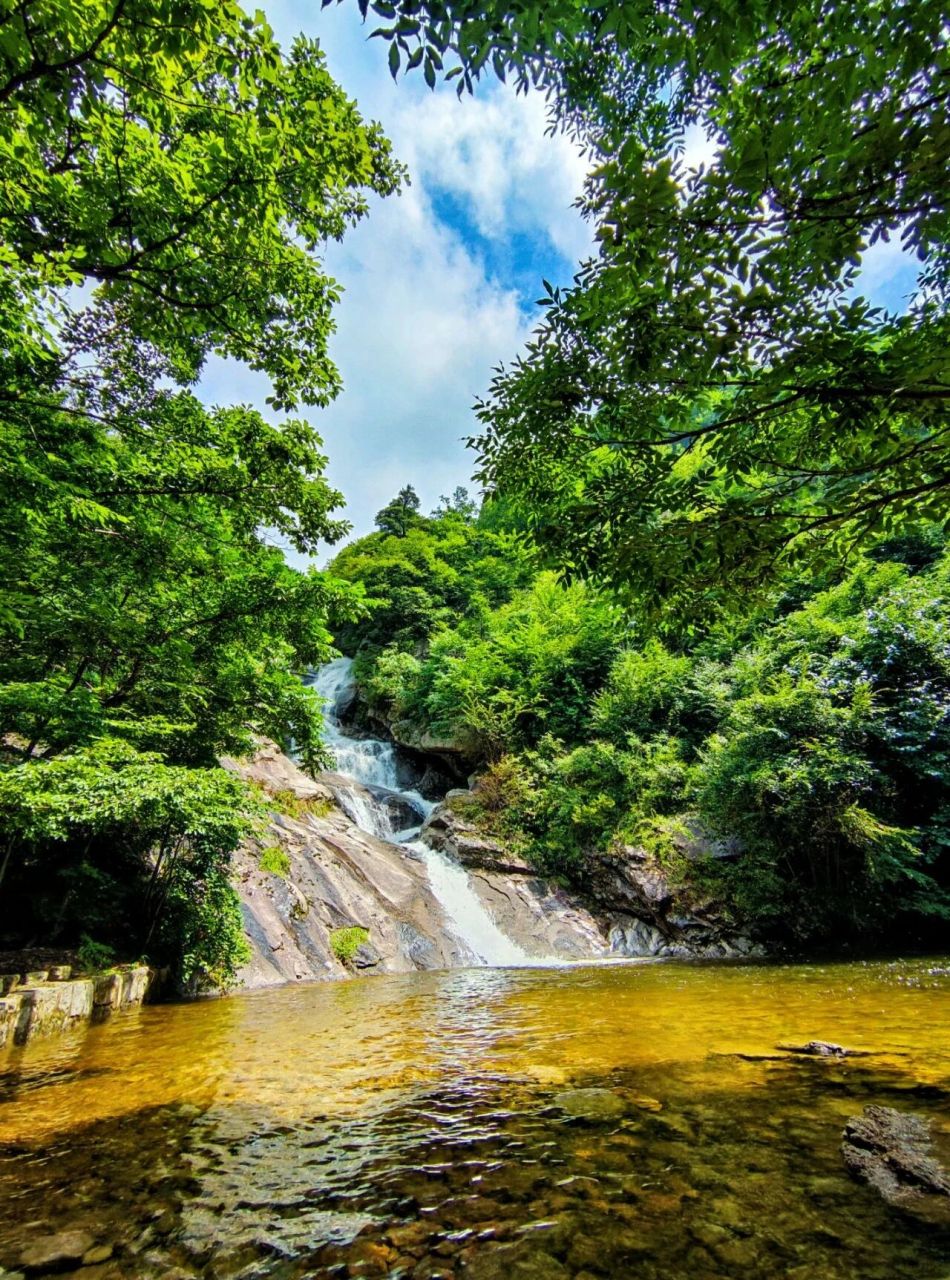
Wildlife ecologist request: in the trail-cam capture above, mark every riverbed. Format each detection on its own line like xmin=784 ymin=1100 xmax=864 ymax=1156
xmin=1 ymin=957 xmax=948 ymax=1278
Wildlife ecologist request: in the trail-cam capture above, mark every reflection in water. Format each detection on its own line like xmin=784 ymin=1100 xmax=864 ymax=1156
xmin=0 ymin=959 xmax=948 ymax=1277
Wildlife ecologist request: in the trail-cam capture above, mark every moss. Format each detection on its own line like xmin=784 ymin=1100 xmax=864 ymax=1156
xmin=258 ymin=844 xmax=290 ymax=877
xmin=329 ymin=925 xmax=370 ymax=965
xmin=270 ymin=787 xmax=333 ymax=820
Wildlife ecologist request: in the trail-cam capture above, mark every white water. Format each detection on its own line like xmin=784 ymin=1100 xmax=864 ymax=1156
xmin=311 ymin=658 xmax=535 ymax=967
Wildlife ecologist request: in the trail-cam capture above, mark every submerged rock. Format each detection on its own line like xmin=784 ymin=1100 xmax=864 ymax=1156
xmin=19 ymin=1229 xmax=94 ymax=1272
xmin=554 ymin=1088 xmax=627 ymax=1121
xmin=841 ymin=1104 xmax=950 ymax=1225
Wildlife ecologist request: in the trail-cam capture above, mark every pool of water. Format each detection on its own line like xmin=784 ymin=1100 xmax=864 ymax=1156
xmin=1 ymin=958 xmax=948 ymax=1278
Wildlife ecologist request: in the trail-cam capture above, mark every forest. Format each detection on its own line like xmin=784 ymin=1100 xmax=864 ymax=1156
xmin=0 ymin=0 xmax=947 ymax=985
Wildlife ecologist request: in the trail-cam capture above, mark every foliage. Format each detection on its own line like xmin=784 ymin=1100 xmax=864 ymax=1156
xmin=414 ymin=573 xmax=623 ymax=755
xmin=76 ymin=935 xmax=117 ymax=974
xmin=259 ymin=845 xmax=291 ymax=877
xmin=330 ymin=494 xmax=535 ymax=657
xmin=1 ymin=0 xmax=402 ymax=408
xmin=0 ymin=0 xmax=405 ymax=981
xmin=329 ymin=925 xmax=370 ymax=963
xmin=0 ymin=740 xmax=258 ymax=987
xmin=354 ymin=0 xmax=949 ymax=608
xmin=352 ymin=499 xmax=950 ymax=944
xmin=1 ymin=346 xmax=361 ymax=774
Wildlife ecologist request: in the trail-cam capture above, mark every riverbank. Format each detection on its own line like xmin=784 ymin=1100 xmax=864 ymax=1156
xmin=0 ymin=963 xmax=154 ymax=1048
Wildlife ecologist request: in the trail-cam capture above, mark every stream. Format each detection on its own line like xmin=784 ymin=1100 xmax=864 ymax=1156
xmin=310 ymin=658 xmax=535 ymax=967
xmin=0 ymin=665 xmax=947 ymax=1278
xmin=0 ymin=961 xmax=948 ymax=1277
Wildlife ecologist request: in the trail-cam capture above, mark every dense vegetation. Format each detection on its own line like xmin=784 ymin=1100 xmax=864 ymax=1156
xmin=1 ymin=0 xmax=947 ymax=981
xmin=360 ymin=0 xmax=948 ymax=615
xmin=340 ymin=504 xmax=950 ymax=947
xmin=0 ymin=0 xmax=398 ymax=986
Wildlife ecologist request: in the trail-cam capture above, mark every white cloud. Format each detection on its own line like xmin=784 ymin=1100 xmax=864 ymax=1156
xmin=197 ymin=0 xmax=591 ymax=560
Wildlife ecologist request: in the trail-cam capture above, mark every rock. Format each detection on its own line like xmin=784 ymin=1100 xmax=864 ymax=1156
xmin=421 ymin=804 xmax=533 ymax=875
xmin=81 ymin=1244 xmax=114 ymax=1265
xmin=19 ymin=1230 xmax=95 ymax=1272
xmin=841 ymin=1104 xmax=950 ymax=1225
xmin=553 ymin=1088 xmax=626 ymax=1121
xmin=608 ymin=918 xmax=666 ymax=957
xmin=780 ymin=1040 xmax=868 ymax=1057
xmin=462 ymin=1242 xmax=570 ymax=1280
xmin=351 ymin=941 xmax=382 ymax=969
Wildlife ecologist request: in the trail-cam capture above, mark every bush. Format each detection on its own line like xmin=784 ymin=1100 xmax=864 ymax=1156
xmin=0 ymin=739 xmax=258 ymax=989
xmin=329 ymin=926 xmax=369 ymax=964
xmin=259 ymin=845 xmax=291 ymax=877
xmin=77 ymin=935 xmax=116 ymax=973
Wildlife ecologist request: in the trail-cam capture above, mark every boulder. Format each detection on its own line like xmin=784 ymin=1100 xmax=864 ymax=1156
xmin=841 ymin=1105 xmax=950 ymax=1225
xmin=422 ymin=803 xmax=534 ymax=875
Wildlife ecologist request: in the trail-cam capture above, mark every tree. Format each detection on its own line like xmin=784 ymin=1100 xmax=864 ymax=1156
xmin=1 ymin=0 xmax=403 ymax=408
xmin=432 ymin=485 xmax=478 ymax=520
xmin=0 ymin=0 xmax=401 ymax=978
xmin=352 ymin=0 xmax=949 ymax=612
xmin=374 ymin=484 xmax=422 ymax=537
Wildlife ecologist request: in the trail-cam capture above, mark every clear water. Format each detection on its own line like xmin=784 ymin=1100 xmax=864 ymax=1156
xmin=0 ymin=959 xmax=948 ymax=1277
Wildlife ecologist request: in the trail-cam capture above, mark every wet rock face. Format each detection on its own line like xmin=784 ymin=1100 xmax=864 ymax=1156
xmin=841 ymin=1105 xmax=950 ymax=1226
xmin=422 ymin=794 xmax=764 ymax=962
xmin=224 ymin=744 xmax=472 ymax=989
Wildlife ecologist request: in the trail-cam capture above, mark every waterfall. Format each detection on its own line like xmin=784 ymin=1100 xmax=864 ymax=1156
xmin=310 ymin=659 xmax=535 ymax=967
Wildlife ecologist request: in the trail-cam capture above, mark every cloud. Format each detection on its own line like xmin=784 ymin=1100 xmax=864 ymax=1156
xmin=198 ymin=0 xmax=591 ymax=560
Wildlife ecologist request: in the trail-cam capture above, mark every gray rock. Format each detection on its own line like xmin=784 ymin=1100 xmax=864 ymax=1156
xmin=841 ymin=1104 xmax=950 ymax=1225
xmin=351 ymin=941 xmax=381 ymax=969
xmin=781 ymin=1040 xmax=868 ymax=1057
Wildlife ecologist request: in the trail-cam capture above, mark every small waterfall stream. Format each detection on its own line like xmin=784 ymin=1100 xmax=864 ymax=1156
xmin=310 ymin=658 xmax=534 ymax=967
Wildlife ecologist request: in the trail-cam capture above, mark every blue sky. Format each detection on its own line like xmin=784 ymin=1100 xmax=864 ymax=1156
xmin=198 ymin=1 xmax=921 ymax=562
xmin=199 ymin=0 xmax=591 ymax=560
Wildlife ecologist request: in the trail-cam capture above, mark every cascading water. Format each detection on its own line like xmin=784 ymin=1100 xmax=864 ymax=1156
xmin=310 ymin=658 xmax=535 ymax=966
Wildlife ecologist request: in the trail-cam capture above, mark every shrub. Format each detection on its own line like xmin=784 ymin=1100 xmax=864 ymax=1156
xmin=329 ymin=925 xmax=369 ymax=964
xmin=259 ymin=845 xmax=290 ymax=877
xmin=77 ymin=935 xmax=116 ymax=973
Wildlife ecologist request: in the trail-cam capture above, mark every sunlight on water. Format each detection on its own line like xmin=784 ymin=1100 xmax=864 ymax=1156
xmin=1 ymin=959 xmax=948 ymax=1278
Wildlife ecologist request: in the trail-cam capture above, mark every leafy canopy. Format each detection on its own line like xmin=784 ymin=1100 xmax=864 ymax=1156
xmin=353 ymin=0 xmax=950 ymax=611
xmin=1 ymin=0 xmax=403 ymax=407
xmin=0 ymin=0 xmax=402 ymax=981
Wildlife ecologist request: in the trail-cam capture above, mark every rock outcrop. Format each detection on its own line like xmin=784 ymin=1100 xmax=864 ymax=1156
xmin=841 ymin=1105 xmax=950 ymax=1225
xmin=0 ymin=965 xmax=153 ymax=1048
xmin=421 ymin=793 xmax=764 ymax=961
xmin=225 ymin=744 xmax=472 ymax=987
xmin=224 ymin=746 xmax=763 ymax=991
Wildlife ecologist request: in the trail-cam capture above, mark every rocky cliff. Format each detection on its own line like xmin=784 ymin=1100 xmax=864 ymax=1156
xmin=224 ymin=743 xmax=470 ymax=987
xmin=421 ymin=793 xmax=764 ymax=961
xmin=224 ymin=744 xmax=763 ymax=991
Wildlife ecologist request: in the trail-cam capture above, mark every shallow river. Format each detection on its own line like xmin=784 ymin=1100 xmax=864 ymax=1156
xmin=1 ymin=958 xmax=949 ymax=1279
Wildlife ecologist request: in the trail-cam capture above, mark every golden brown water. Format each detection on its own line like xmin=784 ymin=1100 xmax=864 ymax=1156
xmin=1 ymin=958 xmax=948 ymax=1278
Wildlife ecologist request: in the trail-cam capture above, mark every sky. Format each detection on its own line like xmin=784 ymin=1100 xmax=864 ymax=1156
xmin=198 ymin=0 xmax=592 ymax=561
xmin=198 ymin=1 xmax=922 ymax=563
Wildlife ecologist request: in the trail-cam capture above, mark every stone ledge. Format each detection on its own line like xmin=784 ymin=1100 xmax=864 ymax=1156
xmin=0 ymin=965 xmax=154 ymax=1049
